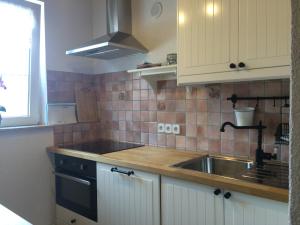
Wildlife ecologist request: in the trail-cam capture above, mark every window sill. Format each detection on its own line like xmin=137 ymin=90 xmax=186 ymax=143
xmin=0 ymin=124 xmax=53 ymax=132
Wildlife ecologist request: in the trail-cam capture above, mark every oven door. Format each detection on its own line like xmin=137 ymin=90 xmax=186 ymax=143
xmin=55 ymin=172 xmax=97 ymax=221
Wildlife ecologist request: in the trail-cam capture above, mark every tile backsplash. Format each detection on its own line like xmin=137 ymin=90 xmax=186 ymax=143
xmin=48 ymin=70 xmax=290 ymax=161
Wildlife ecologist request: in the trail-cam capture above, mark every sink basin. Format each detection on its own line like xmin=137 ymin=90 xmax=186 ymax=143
xmin=174 ymin=155 xmax=254 ymax=178
xmin=173 ymin=155 xmax=289 ymax=189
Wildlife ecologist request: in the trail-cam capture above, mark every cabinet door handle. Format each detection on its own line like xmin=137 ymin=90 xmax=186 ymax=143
xmin=229 ymin=63 xmax=237 ymax=69
xmin=214 ymin=189 xmax=221 ymax=196
xmin=238 ymin=62 xmax=246 ymax=68
xmin=224 ymin=192 xmax=232 ymax=199
xmin=111 ymin=167 xmax=134 ymax=176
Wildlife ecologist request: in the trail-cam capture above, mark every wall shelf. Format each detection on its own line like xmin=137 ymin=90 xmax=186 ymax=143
xmin=127 ymin=65 xmax=177 ymax=89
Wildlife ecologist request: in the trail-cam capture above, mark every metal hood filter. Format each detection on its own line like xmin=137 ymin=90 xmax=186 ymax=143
xmin=66 ymin=0 xmax=148 ymax=59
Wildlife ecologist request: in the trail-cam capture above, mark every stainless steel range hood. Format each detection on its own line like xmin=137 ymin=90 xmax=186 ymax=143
xmin=66 ymin=0 xmax=148 ymax=60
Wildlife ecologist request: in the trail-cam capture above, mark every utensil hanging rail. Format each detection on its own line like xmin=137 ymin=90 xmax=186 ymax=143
xmin=227 ymin=94 xmax=289 ymax=108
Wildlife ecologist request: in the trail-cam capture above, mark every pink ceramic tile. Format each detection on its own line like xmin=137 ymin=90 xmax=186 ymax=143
xmin=207 ymin=99 xmax=220 ymax=112
xmin=148 ymin=122 xmax=157 ymax=133
xmin=149 ymin=134 xmax=158 ymax=146
xmin=221 ymin=139 xmax=234 ymax=155
xmin=166 ymin=134 xmax=176 ymax=148
xmin=141 ymin=122 xmax=149 ymax=133
xmin=197 ymin=86 xmax=209 ymax=99
xmin=186 ymin=125 xmax=197 ymax=137
xmin=176 ymin=88 xmax=186 ymax=100
xmin=186 ymin=112 xmax=197 ymax=125
xmin=141 ymin=111 xmax=150 ymax=122
xmin=234 ymin=130 xmax=249 ymax=142
xmin=176 ymin=100 xmax=186 ymax=112
xmin=133 ymin=101 xmax=140 ymax=111
xmin=157 ymin=80 xmax=168 ymax=89
xmin=165 ymin=89 xmax=176 ymax=100
xmin=197 ymin=138 xmax=209 ymax=151
xmin=221 ymin=83 xmax=234 ymax=100
xmin=157 ymin=134 xmax=167 ymax=147
xmin=149 ymin=111 xmax=157 ymax=122
xmin=208 ymin=113 xmax=221 ymax=126
xmin=166 ymin=100 xmax=176 ymax=111
xmin=186 ymin=137 xmax=197 ymax=151
xmin=141 ymin=90 xmax=149 ymax=100
xmin=208 ymin=140 xmax=221 ymax=153
xmin=132 ymin=90 xmax=140 ymax=100
xmin=157 ymin=101 xmax=166 ymax=111
xmin=132 ymin=111 xmax=141 ymax=122
xmin=126 ymin=111 xmax=133 ymax=121
xmin=149 ymin=100 xmax=157 ymax=110
xmin=197 ymin=125 xmax=208 ymax=138
xmin=196 ymin=100 xmax=208 ymax=112
xmin=141 ymin=132 xmax=149 ymax=144
xmin=197 ymin=112 xmax=208 ymax=125
xmin=133 ymin=80 xmax=140 ymax=90
xmin=141 ymin=100 xmax=149 ymax=111
xmin=119 ymin=111 xmax=126 ymax=121
xmin=207 ymin=126 xmax=221 ymax=139
xmin=186 ymin=88 xmax=197 ymax=100
xmin=186 ymin=100 xmax=197 ymax=112
xmin=176 ymin=136 xmax=186 ymax=149
xmin=166 ymin=80 xmax=177 ymax=88
xmin=234 ymin=142 xmax=250 ymax=157
xmin=176 ymin=112 xmax=186 ymax=124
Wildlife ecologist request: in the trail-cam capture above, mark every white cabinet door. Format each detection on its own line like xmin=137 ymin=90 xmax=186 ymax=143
xmin=224 ymin=191 xmax=288 ymax=225
xmin=97 ymin=163 xmax=160 ymax=225
xmin=161 ymin=176 xmax=224 ymax=225
xmin=178 ymin=0 xmax=238 ymax=77
xmin=238 ymin=0 xmax=291 ymax=70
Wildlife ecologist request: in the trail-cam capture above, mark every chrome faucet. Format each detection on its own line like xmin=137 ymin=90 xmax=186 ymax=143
xmin=220 ymin=121 xmax=275 ymax=166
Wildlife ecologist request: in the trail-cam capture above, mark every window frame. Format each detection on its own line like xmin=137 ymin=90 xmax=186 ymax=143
xmin=0 ymin=0 xmax=43 ymax=127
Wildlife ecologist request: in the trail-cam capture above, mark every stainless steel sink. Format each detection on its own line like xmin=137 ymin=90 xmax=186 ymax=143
xmin=174 ymin=155 xmax=254 ymax=178
xmin=173 ymin=155 xmax=289 ymax=189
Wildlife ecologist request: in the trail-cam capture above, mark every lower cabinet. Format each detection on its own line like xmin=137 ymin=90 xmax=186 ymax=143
xmin=97 ymin=163 xmax=160 ymax=225
xmin=56 ymin=205 xmax=98 ymax=225
xmin=224 ymin=191 xmax=288 ymax=225
xmin=161 ymin=176 xmax=288 ymax=225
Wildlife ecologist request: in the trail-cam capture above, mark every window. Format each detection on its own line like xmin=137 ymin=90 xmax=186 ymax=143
xmin=0 ymin=0 xmax=44 ymax=127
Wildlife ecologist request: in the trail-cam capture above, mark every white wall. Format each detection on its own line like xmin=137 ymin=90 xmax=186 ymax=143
xmin=45 ymin=0 xmax=94 ymax=74
xmin=92 ymin=0 xmax=177 ymax=74
xmin=0 ymin=128 xmax=54 ymax=225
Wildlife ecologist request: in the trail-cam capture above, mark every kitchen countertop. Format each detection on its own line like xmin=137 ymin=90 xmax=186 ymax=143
xmin=47 ymin=145 xmax=289 ymax=203
xmin=0 ymin=204 xmax=31 ymax=225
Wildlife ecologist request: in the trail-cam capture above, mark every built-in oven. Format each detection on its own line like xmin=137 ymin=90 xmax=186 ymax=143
xmin=54 ymin=154 xmax=97 ymax=222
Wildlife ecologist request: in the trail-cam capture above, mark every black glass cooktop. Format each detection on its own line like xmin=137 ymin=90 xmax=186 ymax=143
xmin=59 ymin=140 xmax=144 ymax=154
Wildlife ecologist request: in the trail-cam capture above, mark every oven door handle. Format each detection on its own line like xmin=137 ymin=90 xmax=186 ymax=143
xmin=54 ymin=172 xmax=91 ymax=186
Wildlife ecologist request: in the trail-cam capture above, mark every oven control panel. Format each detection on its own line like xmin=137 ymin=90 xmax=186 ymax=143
xmin=55 ymin=154 xmax=96 ymax=178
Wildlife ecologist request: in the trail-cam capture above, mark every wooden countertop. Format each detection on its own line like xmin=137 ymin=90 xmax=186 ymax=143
xmin=47 ymin=146 xmax=289 ymax=203
xmin=0 ymin=204 xmax=31 ymax=225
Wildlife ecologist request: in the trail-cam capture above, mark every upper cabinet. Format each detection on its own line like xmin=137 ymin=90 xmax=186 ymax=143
xmin=177 ymin=0 xmax=291 ymax=85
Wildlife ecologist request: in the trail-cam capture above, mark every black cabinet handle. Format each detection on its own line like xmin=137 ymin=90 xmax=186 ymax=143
xmin=224 ymin=192 xmax=232 ymax=199
xmin=229 ymin=63 xmax=237 ymax=69
xmin=111 ymin=167 xmax=134 ymax=176
xmin=238 ymin=62 xmax=246 ymax=68
xmin=70 ymin=219 xmax=76 ymax=224
xmin=214 ymin=189 xmax=221 ymax=196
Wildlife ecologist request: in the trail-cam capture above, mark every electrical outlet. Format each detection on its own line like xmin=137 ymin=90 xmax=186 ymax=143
xmin=157 ymin=123 xmax=165 ymax=133
xmin=172 ymin=124 xmax=180 ymax=135
xmin=165 ymin=124 xmax=172 ymax=134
